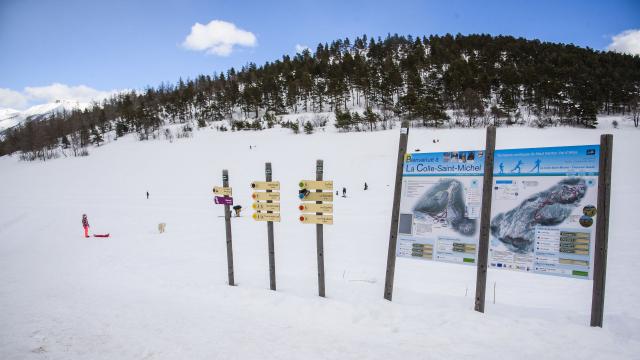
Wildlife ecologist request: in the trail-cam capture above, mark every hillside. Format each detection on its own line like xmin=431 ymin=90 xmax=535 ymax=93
xmin=0 ymin=124 xmax=638 ymax=359
xmin=0 ymin=100 xmax=91 ymax=132
xmin=1 ymin=33 xmax=639 ymax=159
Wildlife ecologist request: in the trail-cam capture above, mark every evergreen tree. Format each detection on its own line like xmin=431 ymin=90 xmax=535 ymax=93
xmin=91 ymin=126 xmax=103 ymax=146
xmin=304 ymin=121 xmax=314 ymax=134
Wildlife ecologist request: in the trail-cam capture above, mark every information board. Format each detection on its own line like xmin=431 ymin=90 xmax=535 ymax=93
xmin=489 ymin=145 xmax=600 ymax=279
xmin=396 ymin=150 xmax=485 ymax=265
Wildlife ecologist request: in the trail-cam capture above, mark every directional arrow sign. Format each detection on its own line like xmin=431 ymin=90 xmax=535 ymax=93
xmin=299 ymin=203 xmax=333 ymax=213
xmin=253 ymin=202 xmax=280 ymax=212
xmin=253 ymin=212 xmax=281 ymax=222
xmin=252 ymin=192 xmax=280 ymax=201
xmin=301 ymin=192 xmax=333 ymax=202
xmin=251 ymin=181 xmax=280 ymax=190
xmin=213 ymin=186 xmax=232 ymax=196
xmin=299 ymin=214 xmax=333 ymax=225
xmin=299 ymin=180 xmax=333 ymax=190
xmin=214 ymin=196 xmax=233 ymax=205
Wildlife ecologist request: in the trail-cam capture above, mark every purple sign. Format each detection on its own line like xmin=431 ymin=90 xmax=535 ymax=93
xmin=214 ymin=196 xmax=233 ymax=205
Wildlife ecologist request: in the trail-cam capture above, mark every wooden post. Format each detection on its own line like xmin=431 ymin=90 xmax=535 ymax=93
xmin=591 ymin=134 xmax=613 ymax=327
xmin=316 ymin=160 xmax=326 ymax=297
xmin=222 ymin=169 xmax=235 ymax=286
xmin=265 ymin=162 xmax=277 ymax=291
xmin=474 ymin=126 xmax=496 ymax=313
xmin=383 ymin=121 xmax=409 ymax=301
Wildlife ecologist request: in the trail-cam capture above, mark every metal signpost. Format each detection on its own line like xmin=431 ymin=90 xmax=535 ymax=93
xmin=299 ymin=160 xmax=333 ymax=297
xmin=251 ymin=163 xmax=280 ymax=291
xmin=383 ymin=121 xmax=409 ymax=301
xmin=591 ymin=134 xmax=613 ymax=327
xmin=474 ymin=126 xmax=496 ymax=313
xmin=216 ymin=169 xmax=235 ymax=286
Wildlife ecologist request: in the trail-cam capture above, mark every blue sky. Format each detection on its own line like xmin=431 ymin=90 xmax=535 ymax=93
xmin=1 ymin=0 xmax=639 ymax=109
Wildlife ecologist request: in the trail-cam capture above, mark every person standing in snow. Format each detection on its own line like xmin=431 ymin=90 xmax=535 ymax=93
xmin=82 ymin=214 xmax=90 ymax=238
xmin=146 ymin=191 xmax=149 ymax=199
xmin=364 ymin=182 xmax=368 ymax=190
xmin=342 ymin=187 xmax=346 ymax=197
xmin=233 ymin=205 xmax=242 ymax=217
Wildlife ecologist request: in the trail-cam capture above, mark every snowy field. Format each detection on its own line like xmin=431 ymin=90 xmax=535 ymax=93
xmin=0 ymin=121 xmax=639 ymax=359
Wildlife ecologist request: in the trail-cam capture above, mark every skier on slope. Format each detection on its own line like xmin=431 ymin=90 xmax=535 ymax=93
xmin=364 ymin=182 xmax=368 ymax=190
xmin=82 ymin=214 xmax=90 ymax=238
xmin=342 ymin=187 xmax=346 ymax=197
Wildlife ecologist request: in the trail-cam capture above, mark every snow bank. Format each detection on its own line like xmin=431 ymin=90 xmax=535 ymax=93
xmin=0 ymin=125 xmax=638 ymax=359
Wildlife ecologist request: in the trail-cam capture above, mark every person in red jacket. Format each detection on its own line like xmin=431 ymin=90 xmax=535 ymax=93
xmin=82 ymin=214 xmax=90 ymax=238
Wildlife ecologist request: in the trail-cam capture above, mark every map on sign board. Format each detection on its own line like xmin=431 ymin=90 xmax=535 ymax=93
xmin=489 ymin=145 xmax=600 ymax=279
xmin=396 ymin=150 xmax=484 ymax=265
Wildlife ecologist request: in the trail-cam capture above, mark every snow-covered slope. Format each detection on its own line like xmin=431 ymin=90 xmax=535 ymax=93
xmin=0 ymin=125 xmax=638 ymax=359
xmin=0 ymin=100 xmax=91 ymax=132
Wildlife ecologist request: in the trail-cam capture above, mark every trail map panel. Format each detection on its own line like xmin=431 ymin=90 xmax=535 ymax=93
xmin=489 ymin=145 xmax=600 ymax=279
xmin=397 ymin=151 xmax=485 ymax=265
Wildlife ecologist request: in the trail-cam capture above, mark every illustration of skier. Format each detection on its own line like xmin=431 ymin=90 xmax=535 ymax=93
xmin=530 ymin=159 xmax=541 ymax=173
xmin=499 ymin=162 xmax=505 ymax=174
xmin=511 ymin=160 xmax=523 ymax=173
xmin=82 ymin=214 xmax=90 ymax=238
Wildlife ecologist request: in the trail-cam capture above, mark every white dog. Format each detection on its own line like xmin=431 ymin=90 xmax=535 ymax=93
xmin=158 ymin=223 xmax=166 ymax=234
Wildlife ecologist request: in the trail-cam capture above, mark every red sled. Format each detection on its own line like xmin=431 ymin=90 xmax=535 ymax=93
xmin=93 ymin=234 xmax=110 ymax=238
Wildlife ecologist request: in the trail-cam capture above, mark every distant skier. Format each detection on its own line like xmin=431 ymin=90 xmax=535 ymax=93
xmin=499 ymin=162 xmax=505 ymax=174
xmin=233 ymin=205 xmax=242 ymax=217
xmin=335 ymin=190 xmax=339 ymax=196
xmin=146 ymin=191 xmax=149 ymax=199
xmin=364 ymin=182 xmax=368 ymax=190
xmin=82 ymin=214 xmax=90 ymax=238
xmin=342 ymin=187 xmax=346 ymax=197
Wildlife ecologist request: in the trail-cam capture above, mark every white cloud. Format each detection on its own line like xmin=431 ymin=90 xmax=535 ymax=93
xmin=0 ymin=88 xmax=28 ymax=109
xmin=0 ymin=83 xmax=120 ymax=110
xmin=182 ymin=20 xmax=257 ymax=56
xmin=606 ymin=29 xmax=640 ymax=56
xmin=295 ymin=44 xmax=310 ymax=53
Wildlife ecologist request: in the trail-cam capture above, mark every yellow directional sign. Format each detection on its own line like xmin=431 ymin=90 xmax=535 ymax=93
xmin=299 ymin=180 xmax=333 ymax=190
xmin=253 ymin=202 xmax=281 ymax=212
xmin=299 ymin=214 xmax=333 ymax=225
xmin=253 ymin=212 xmax=281 ymax=222
xmin=301 ymin=191 xmax=333 ymax=202
xmin=298 ymin=203 xmax=333 ymax=213
xmin=213 ymin=186 xmax=232 ymax=196
xmin=252 ymin=192 xmax=280 ymax=201
xmin=251 ymin=181 xmax=280 ymax=190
